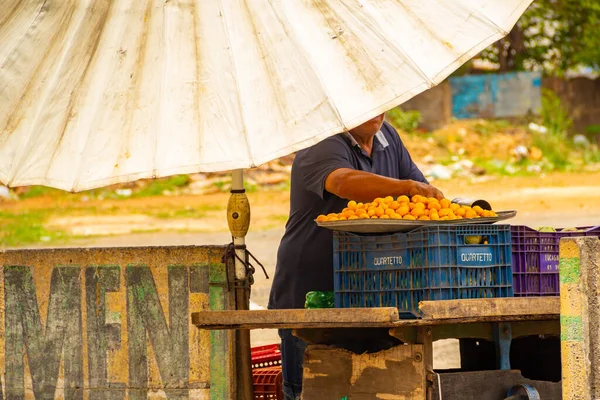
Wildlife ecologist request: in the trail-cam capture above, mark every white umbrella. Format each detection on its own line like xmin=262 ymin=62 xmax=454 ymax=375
xmin=0 ymin=1 xmax=532 ymax=397
xmin=0 ymin=0 xmax=532 ymax=191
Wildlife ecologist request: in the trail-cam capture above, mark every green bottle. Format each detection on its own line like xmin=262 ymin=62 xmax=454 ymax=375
xmin=304 ymin=291 xmax=335 ymax=309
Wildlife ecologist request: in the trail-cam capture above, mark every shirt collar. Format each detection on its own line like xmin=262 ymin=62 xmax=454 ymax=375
xmin=344 ymin=131 xmax=389 ymax=151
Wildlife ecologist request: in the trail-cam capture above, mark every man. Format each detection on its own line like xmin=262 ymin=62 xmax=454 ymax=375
xmin=268 ymin=112 xmax=443 ymax=399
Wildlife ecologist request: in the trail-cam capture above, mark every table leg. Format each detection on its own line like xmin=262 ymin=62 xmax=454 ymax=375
xmin=417 ymin=327 xmax=434 ymax=400
xmin=494 ymin=322 xmax=512 ymax=371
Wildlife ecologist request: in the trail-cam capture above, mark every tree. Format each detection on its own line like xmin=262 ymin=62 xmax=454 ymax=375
xmin=478 ymin=0 xmax=600 ymax=74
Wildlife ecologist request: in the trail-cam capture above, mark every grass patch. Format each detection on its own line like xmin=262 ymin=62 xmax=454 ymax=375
xmin=472 ymin=119 xmax=512 ymax=136
xmin=386 ymin=108 xmax=422 ymax=132
xmin=0 ymin=210 xmax=70 ymax=247
xmin=18 ymin=186 xmax=65 ymax=200
xmin=132 ymin=175 xmax=191 ymax=198
xmin=152 ymin=208 xmax=207 ymax=219
xmin=145 ymin=204 xmax=224 ymax=220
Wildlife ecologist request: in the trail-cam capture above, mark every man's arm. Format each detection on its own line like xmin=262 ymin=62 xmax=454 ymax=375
xmin=325 ymin=168 xmax=444 ymax=203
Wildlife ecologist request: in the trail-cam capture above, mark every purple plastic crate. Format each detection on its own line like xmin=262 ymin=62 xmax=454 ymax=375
xmin=511 ymin=225 xmax=600 ymax=296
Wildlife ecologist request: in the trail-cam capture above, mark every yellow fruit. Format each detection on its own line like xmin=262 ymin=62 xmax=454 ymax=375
xmin=338 ymin=216 xmax=347 ymax=220
xmin=316 ymin=215 xmax=327 ymax=222
xmin=357 ymin=202 xmax=365 ymax=209
xmin=430 ymin=212 xmax=440 ymax=220
xmin=380 ymin=214 xmax=390 ymax=219
xmin=472 ymin=205 xmax=484 ymax=214
xmin=368 ymin=208 xmax=376 ymax=217
xmin=384 ymin=196 xmax=394 ymax=204
xmin=439 ymin=208 xmax=451 ymax=217
xmin=403 ymin=215 xmax=417 ymax=220
xmin=418 ymin=215 xmax=431 ymax=220
xmin=375 ymin=207 xmax=385 ymax=217
xmin=411 ymin=208 xmax=426 ymax=217
xmin=428 ymin=202 xmax=441 ymax=211
xmin=342 ymin=211 xmax=355 ymax=219
xmin=371 ymin=216 xmax=379 ymax=219
xmin=427 ymin=197 xmax=439 ymax=204
xmin=450 ymin=203 xmax=460 ymax=211
xmin=347 ymin=200 xmax=357 ymax=210
xmin=389 ymin=201 xmax=400 ymax=210
xmin=397 ymin=195 xmax=410 ymax=203
xmin=455 ymin=208 xmax=466 ymax=217
xmin=411 ymin=195 xmax=421 ymax=203
xmin=391 ymin=213 xmax=402 ymax=219
xmin=440 ymin=199 xmax=451 ymax=208
xmin=397 ymin=206 xmax=410 ymax=216
xmin=465 ymin=209 xmax=477 ymax=218
xmin=348 ymin=215 xmax=359 ymax=220
xmin=385 ymin=208 xmax=395 ymax=217
xmin=329 ymin=217 xmax=339 ymax=221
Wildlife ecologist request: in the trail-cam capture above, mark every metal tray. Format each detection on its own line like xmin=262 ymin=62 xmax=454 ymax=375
xmin=316 ymin=210 xmax=517 ymax=233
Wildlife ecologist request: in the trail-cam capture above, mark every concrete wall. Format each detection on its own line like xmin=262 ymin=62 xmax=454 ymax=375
xmin=399 ymin=73 xmax=600 ymax=134
xmin=544 ymin=77 xmax=600 ymax=133
xmin=0 ymin=246 xmax=236 ymax=399
xmin=449 ymin=72 xmax=542 ymax=120
xmin=559 ymin=236 xmax=600 ymax=400
xmin=399 ymin=81 xmax=452 ymax=131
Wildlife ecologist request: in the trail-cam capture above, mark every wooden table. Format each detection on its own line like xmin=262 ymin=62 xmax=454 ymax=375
xmin=192 ymin=298 xmax=560 ymax=399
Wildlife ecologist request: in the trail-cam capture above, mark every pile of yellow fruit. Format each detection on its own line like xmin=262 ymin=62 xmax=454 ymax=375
xmin=316 ymin=195 xmax=498 ymax=222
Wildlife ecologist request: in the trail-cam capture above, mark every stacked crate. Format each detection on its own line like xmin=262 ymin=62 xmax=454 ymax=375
xmin=333 ymin=225 xmax=514 ymax=317
xmin=251 ymin=344 xmax=283 ymax=400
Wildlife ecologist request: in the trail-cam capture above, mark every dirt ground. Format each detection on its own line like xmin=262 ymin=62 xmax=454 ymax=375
xmin=7 ymin=171 xmax=600 ymax=369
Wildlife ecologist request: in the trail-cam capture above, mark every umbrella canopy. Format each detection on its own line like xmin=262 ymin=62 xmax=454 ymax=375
xmin=0 ymin=0 xmax=532 ymax=191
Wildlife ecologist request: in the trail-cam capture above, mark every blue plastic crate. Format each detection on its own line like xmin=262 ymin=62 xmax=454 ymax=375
xmin=333 ymin=225 xmax=513 ymax=318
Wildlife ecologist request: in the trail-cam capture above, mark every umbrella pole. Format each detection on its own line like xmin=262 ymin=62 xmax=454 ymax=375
xmin=228 ymin=168 xmax=254 ymax=400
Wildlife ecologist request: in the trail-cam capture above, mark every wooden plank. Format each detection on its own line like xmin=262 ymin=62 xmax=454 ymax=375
xmin=192 ymin=307 xmax=399 ymax=330
xmin=432 ymin=370 xmax=562 ymax=400
xmin=194 ymin=312 xmax=558 ymax=330
xmin=193 ymin=298 xmax=560 ymax=330
xmin=419 ymin=297 xmax=560 ymax=320
xmin=293 ymin=327 xmax=401 ymax=349
xmin=301 ymin=344 xmax=426 ymax=400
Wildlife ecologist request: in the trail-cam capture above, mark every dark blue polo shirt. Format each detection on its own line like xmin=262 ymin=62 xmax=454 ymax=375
xmin=268 ymin=121 xmax=428 ymax=309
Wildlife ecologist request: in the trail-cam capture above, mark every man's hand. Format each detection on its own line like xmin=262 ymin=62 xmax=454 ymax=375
xmin=406 ymin=180 xmax=444 ymax=200
xmin=325 ymin=168 xmax=444 ymax=202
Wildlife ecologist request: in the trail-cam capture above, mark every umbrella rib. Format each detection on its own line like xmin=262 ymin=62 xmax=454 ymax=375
xmin=276 ymin=1 xmax=347 ymax=131
xmin=217 ymin=0 xmax=255 ymax=167
xmin=0 ymin=0 xmax=48 ymax=71
xmin=8 ymin=1 xmax=80 ymax=187
xmin=453 ymin=0 xmax=509 ymax=36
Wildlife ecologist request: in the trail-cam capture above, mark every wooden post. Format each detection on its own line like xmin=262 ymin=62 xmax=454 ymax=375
xmin=417 ymin=327 xmax=434 ymax=400
xmin=494 ymin=322 xmax=512 ymax=370
xmin=559 ymin=236 xmax=600 ymax=400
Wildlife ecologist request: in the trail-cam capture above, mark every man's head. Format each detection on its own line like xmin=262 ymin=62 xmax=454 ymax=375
xmin=348 ymin=113 xmax=385 ymax=140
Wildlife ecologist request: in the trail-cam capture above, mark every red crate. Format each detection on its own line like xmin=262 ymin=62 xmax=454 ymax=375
xmin=251 ymin=344 xmax=282 ymax=369
xmin=253 ymin=366 xmax=283 ymax=400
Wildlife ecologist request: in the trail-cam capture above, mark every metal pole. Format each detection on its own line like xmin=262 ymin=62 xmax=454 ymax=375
xmin=231 ymin=169 xmax=248 ymax=280
xmin=227 ymin=169 xmax=254 ymax=400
